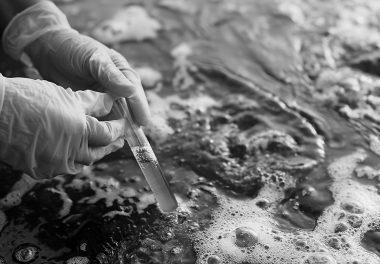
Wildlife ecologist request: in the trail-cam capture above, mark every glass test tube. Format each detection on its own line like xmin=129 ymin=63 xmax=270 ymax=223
xmin=114 ymin=99 xmax=178 ymax=212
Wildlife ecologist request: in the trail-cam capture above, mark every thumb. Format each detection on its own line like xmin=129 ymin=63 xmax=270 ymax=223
xmin=86 ymin=116 xmax=125 ymax=146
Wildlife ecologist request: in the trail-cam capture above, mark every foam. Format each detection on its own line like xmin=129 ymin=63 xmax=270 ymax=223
xmin=78 ymin=180 xmax=125 ymax=207
xmin=102 ymin=209 xmax=132 ymax=219
xmin=193 ymin=150 xmax=380 ymax=263
xmin=92 ymin=6 xmax=161 ymax=44
xmin=135 ymin=67 xmax=162 ymax=88
xmin=0 ymin=174 xmax=36 ymax=209
xmin=46 ymin=188 xmax=73 ymax=218
xmin=66 ymin=256 xmax=89 ymax=264
xmin=145 ymin=91 xmax=218 ymax=142
xmin=136 ymin=192 xmax=156 ymax=213
xmin=171 ymin=43 xmax=197 ymax=90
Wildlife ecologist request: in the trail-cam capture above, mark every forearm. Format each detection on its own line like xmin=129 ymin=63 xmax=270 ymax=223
xmin=0 ymin=0 xmax=44 ymax=33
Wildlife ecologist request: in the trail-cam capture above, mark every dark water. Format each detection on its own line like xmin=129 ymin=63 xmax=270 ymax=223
xmin=1 ymin=0 xmax=380 ymax=263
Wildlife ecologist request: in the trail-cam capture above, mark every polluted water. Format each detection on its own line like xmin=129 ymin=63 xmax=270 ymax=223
xmin=1 ymin=0 xmax=380 ymax=263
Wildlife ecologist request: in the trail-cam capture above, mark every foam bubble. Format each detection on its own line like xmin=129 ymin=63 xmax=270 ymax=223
xmin=302 ymin=253 xmax=337 ymax=264
xmin=13 ymin=244 xmax=39 ymax=263
xmin=234 ymin=227 xmax=259 ymax=248
xmin=207 ymin=255 xmax=221 ymax=264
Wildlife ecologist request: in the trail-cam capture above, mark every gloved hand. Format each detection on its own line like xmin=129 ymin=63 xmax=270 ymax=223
xmin=2 ymin=1 xmax=150 ymax=126
xmin=0 ymin=74 xmax=126 ymax=179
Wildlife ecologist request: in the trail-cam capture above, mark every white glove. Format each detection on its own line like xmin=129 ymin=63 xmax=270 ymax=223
xmin=0 ymin=74 xmax=126 ymax=179
xmin=2 ymin=1 xmax=151 ymax=126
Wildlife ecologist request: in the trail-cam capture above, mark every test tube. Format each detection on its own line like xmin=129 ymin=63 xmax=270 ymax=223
xmin=114 ymin=99 xmax=178 ymax=212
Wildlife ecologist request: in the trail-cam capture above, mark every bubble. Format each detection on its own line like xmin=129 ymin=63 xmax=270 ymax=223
xmin=294 ymin=238 xmax=310 ymax=252
xmin=234 ymin=227 xmax=259 ymax=248
xmin=13 ymin=244 xmax=39 ymax=263
xmin=347 ymin=215 xmax=362 ymax=228
xmin=334 ymin=223 xmax=348 ymax=233
xmin=0 ymin=256 xmax=5 ymax=264
xmin=157 ymin=228 xmax=174 ymax=241
xmin=256 ymin=199 xmax=270 ymax=209
xmin=327 ymin=237 xmax=341 ymax=250
xmin=207 ymin=255 xmax=221 ymax=264
xmin=361 ymin=230 xmax=380 ymax=256
xmin=302 ymin=253 xmax=337 ymax=264
xmin=79 ymin=242 xmax=87 ymax=252
xmin=170 ymin=246 xmax=182 ymax=255
xmin=341 ymin=202 xmax=364 ymax=214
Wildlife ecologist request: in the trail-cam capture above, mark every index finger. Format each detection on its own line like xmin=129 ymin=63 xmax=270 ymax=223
xmin=88 ymin=50 xmax=151 ymax=126
xmin=109 ymin=49 xmax=151 ymax=126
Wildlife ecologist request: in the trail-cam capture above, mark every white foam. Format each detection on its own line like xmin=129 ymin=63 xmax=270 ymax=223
xmin=135 ymin=67 xmax=162 ymax=88
xmin=171 ymin=43 xmax=197 ymax=90
xmin=193 ymin=150 xmax=380 ymax=263
xmin=46 ymin=188 xmax=73 ymax=218
xmin=0 ymin=174 xmax=37 ymax=209
xmin=102 ymin=209 xmax=132 ymax=219
xmin=145 ymin=91 xmax=217 ymax=142
xmin=78 ymin=182 xmax=125 ymax=207
xmin=92 ymin=6 xmax=161 ymax=44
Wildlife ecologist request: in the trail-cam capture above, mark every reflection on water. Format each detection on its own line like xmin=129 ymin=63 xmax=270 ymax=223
xmin=1 ymin=0 xmax=380 ymax=263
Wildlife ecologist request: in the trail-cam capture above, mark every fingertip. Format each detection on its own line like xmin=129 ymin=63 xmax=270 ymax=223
xmin=90 ymin=52 xmax=135 ymax=97
xmin=133 ymin=109 xmax=152 ymax=126
xmin=127 ymin=96 xmax=151 ymax=126
xmin=87 ymin=117 xmax=126 ymax=146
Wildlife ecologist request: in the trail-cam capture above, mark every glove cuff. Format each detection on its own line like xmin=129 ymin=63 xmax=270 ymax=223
xmin=2 ymin=1 xmax=71 ymax=60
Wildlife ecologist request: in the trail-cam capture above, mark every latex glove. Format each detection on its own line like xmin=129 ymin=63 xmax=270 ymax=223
xmin=0 ymin=74 xmax=126 ymax=179
xmin=2 ymin=1 xmax=150 ymax=126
